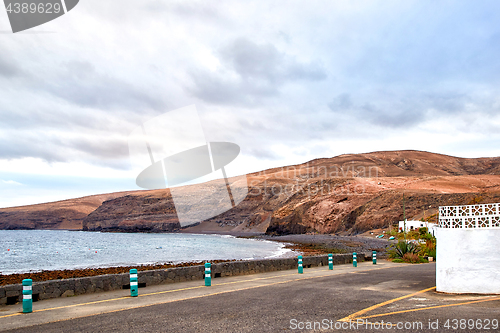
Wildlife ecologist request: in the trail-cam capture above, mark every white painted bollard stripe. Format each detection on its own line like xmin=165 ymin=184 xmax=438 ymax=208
xmin=22 ymin=279 xmax=33 ymax=313
xmin=129 ymin=268 xmax=138 ymax=296
xmin=204 ymin=263 xmax=211 ymax=286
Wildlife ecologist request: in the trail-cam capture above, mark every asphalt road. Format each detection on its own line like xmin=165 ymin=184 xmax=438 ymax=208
xmin=1 ymin=261 xmax=499 ymax=332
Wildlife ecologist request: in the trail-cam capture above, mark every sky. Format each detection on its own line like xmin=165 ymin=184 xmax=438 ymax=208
xmin=1 ymin=0 xmax=500 ymax=208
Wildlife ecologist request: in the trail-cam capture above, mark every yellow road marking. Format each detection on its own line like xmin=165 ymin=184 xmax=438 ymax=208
xmin=357 ymin=296 xmax=500 ymax=320
xmin=0 ymin=272 xmax=298 ymax=319
xmin=338 ymin=286 xmax=437 ymax=322
xmin=339 ymin=286 xmax=500 ymax=324
xmin=0 ymin=264 xmax=392 ymax=321
xmin=139 ymin=271 xmax=298 ymax=298
xmin=0 ymin=313 xmax=23 ymax=319
xmin=19 ymin=274 xmax=341 ymax=327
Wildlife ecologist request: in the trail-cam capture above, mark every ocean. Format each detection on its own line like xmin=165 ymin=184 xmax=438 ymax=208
xmin=0 ymin=230 xmax=291 ymax=275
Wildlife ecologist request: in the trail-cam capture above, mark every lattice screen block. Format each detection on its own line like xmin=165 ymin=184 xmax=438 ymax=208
xmin=439 ymin=203 xmax=500 ymax=228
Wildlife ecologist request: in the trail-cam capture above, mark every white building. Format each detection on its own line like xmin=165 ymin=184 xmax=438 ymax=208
xmin=436 ymin=203 xmax=500 ymax=294
xmin=398 ymin=220 xmax=437 ymax=235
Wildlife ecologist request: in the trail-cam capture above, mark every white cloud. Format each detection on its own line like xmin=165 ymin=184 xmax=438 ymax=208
xmin=1 ymin=0 xmax=500 ymax=207
xmin=1 ymin=179 xmax=23 ymax=186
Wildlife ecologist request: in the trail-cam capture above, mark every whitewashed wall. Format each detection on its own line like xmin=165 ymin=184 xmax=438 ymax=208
xmin=436 ymin=228 xmax=500 ymax=294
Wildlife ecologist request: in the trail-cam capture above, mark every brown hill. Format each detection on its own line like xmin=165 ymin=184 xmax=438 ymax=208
xmin=2 ymin=150 xmax=500 ymax=234
xmin=188 ymin=150 xmax=500 ymax=234
xmin=0 ymin=191 xmax=141 ymax=230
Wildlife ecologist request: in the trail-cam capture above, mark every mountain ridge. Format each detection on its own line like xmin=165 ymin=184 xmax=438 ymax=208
xmin=2 ymin=150 xmax=500 ymax=234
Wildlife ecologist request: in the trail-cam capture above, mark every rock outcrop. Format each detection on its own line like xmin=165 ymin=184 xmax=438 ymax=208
xmin=3 ymin=150 xmax=500 ymax=234
xmin=0 ymin=191 xmax=141 ymax=230
xmin=82 ymin=191 xmax=180 ymax=232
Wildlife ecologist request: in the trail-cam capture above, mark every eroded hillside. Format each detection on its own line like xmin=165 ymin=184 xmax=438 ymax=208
xmin=2 ymin=150 xmax=500 ymax=234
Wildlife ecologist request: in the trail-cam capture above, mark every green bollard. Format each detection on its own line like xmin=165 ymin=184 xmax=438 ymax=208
xmin=373 ymin=251 xmax=377 ymax=265
xmin=22 ymin=279 xmax=32 ymax=313
xmin=298 ymin=255 xmax=303 ymax=274
xmin=130 ymin=269 xmax=138 ymax=297
xmin=353 ymin=252 xmax=357 ymax=267
xmin=205 ymin=263 xmax=211 ymax=286
xmin=328 ymin=254 xmax=333 ymax=270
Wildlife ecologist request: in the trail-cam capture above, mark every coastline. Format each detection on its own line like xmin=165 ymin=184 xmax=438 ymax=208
xmin=1 ymin=230 xmax=288 ymax=277
xmin=0 ymin=245 xmax=296 ymax=287
xmin=0 ymin=253 xmax=366 ymax=306
xmin=0 ymin=232 xmax=294 ymax=286
xmin=0 ymin=260 xmax=229 ymax=287
xmin=1 ymin=231 xmax=390 ymax=286
xmin=254 ymin=233 xmax=392 ymax=255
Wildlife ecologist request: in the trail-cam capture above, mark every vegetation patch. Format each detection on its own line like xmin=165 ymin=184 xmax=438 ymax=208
xmin=388 ymin=228 xmax=436 ymax=264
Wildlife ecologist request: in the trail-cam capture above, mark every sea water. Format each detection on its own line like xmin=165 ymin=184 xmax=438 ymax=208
xmin=0 ymin=230 xmax=291 ymax=275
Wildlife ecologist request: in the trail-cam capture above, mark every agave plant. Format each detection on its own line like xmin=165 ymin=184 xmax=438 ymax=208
xmin=389 ymin=240 xmax=420 ymax=259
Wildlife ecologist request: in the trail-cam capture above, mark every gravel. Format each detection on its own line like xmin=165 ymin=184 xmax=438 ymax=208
xmin=257 ymin=234 xmax=394 ymax=255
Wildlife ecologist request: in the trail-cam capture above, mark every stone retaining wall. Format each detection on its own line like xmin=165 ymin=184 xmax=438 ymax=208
xmin=0 ymin=253 xmax=367 ymax=305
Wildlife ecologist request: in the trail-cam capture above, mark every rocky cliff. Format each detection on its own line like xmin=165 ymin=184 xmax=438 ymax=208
xmin=83 ymin=150 xmax=500 ymax=234
xmin=0 ymin=191 xmax=140 ymax=230
xmin=2 ymin=150 xmax=500 ymax=234
xmin=82 ymin=190 xmax=180 ymax=232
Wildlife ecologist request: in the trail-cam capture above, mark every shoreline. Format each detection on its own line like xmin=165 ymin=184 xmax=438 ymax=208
xmin=1 ymin=232 xmax=391 ymax=286
xmin=245 ymin=233 xmax=392 ymax=256
xmin=0 ymin=260 xmax=231 ymax=287
xmin=0 ymin=253 xmax=366 ymax=306
xmin=0 ymin=233 xmax=296 ymax=286
xmin=0 ymin=249 xmax=298 ymax=286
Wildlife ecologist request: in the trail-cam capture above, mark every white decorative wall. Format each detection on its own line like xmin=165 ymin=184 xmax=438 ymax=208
xmin=437 ymin=204 xmax=500 ymax=294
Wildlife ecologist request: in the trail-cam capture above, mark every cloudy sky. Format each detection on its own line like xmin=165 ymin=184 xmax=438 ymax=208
xmin=1 ymin=0 xmax=500 ymax=208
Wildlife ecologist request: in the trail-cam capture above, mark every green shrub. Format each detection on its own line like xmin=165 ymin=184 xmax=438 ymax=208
xmin=406 ymin=230 xmax=421 ymax=240
xmin=419 ymin=238 xmax=437 ymax=259
xmin=386 ymin=229 xmax=399 ymax=237
xmin=420 ymin=233 xmax=435 ymax=241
